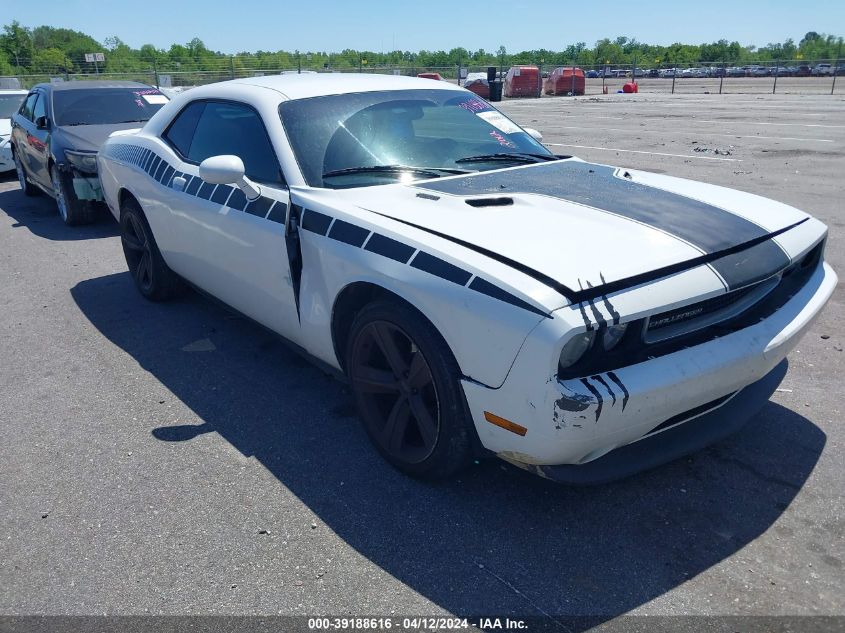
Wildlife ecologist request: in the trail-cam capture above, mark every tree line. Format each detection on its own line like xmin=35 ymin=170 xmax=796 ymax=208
xmin=1 ymin=21 xmax=842 ymax=77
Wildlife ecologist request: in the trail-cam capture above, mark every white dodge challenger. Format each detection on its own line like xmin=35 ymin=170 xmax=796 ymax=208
xmin=97 ymin=74 xmax=836 ymax=483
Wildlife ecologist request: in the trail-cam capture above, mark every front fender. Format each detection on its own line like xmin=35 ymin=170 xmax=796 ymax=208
xmin=295 ymin=219 xmax=548 ymax=388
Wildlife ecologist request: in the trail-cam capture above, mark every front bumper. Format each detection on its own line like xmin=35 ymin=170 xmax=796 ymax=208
xmin=532 ymin=359 xmax=787 ymax=484
xmin=461 ymin=261 xmax=836 ymax=476
xmin=0 ymin=142 xmax=13 ymax=172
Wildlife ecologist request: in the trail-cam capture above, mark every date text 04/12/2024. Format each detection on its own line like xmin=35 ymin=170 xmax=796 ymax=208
xmin=307 ymin=617 xmax=529 ymax=630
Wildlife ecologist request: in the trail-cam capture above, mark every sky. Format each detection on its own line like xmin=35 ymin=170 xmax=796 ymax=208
xmin=4 ymin=0 xmax=844 ymax=54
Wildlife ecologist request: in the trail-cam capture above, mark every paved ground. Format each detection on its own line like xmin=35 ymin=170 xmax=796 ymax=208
xmin=1 ymin=93 xmax=843 ymax=629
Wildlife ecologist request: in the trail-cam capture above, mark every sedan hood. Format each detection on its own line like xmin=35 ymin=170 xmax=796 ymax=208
xmin=324 ymin=160 xmax=807 ymax=300
xmin=55 ymin=122 xmax=146 ymax=153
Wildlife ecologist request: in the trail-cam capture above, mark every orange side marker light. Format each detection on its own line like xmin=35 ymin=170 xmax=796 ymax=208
xmin=483 ymin=411 xmax=528 ymax=436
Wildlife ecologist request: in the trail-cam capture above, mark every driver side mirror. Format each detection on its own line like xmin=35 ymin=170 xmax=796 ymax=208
xmin=199 ymin=155 xmax=260 ymax=201
xmin=524 ymin=127 xmax=543 ymax=142
xmin=35 ymin=115 xmax=50 ymax=130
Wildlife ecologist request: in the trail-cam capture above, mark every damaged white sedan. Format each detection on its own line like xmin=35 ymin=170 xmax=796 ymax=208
xmin=97 ymin=74 xmax=836 ymax=483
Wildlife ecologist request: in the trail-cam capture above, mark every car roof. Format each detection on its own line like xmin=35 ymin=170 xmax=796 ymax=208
xmin=32 ymin=80 xmax=156 ymax=92
xmin=227 ymin=73 xmax=462 ymax=101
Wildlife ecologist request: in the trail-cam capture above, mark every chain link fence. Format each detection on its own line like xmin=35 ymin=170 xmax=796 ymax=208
xmin=2 ymin=55 xmax=843 ymax=96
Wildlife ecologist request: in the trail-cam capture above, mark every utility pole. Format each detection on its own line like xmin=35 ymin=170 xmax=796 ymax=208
xmin=832 ymin=38 xmax=842 ymax=95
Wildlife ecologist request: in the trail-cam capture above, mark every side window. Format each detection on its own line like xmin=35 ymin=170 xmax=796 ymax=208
xmin=163 ymin=101 xmax=205 ymax=158
xmin=20 ymin=93 xmax=38 ymax=121
xmin=32 ymin=94 xmax=46 ymax=120
xmin=170 ymin=100 xmax=283 ymax=185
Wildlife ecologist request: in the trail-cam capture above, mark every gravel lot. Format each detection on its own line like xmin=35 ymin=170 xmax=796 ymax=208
xmin=1 ymin=92 xmax=843 ymax=631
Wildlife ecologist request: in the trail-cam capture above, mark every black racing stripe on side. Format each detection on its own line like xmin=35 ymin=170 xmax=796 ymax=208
xmin=211 ymin=184 xmax=233 ymax=205
xmin=141 ymin=151 xmax=153 ymax=172
xmin=147 ymin=156 xmax=161 ymax=177
xmin=301 ymin=210 xmax=332 ymax=235
xmin=468 ymin=277 xmax=548 ymax=317
xmin=410 ymin=251 xmax=472 ymax=286
xmin=185 ymin=176 xmax=202 ymax=196
xmin=267 ymin=202 xmax=287 ymax=224
xmin=226 ymin=188 xmax=247 ymax=211
xmin=366 ymin=210 xmax=577 ymax=301
xmin=196 ymin=181 xmax=215 ymax=201
xmin=710 ymin=239 xmax=792 ymax=289
xmin=245 ymin=196 xmax=274 ymax=217
xmin=328 ymin=219 xmax=370 ymax=247
xmin=159 ymin=165 xmax=175 ymax=186
xmin=152 ymin=159 xmax=167 ymax=182
xmin=364 ymin=233 xmax=416 ymax=263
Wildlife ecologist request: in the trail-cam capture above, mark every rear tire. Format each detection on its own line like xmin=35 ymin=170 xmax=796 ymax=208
xmin=13 ymin=150 xmax=38 ymax=197
xmin=120 ymin=196 xmax=185 ymax=302
xmin=345 ymin=300 xmax=474 ymax=479
xmin=51 ymin=164 xmax=96 ymax=225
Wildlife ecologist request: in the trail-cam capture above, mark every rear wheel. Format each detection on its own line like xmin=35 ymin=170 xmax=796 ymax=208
xmin=13 ymin=150 xmax=37 ymax=197
xmin=51 ymin=164 xmax=96 ymax=225
xmin=346 ymin=300 xmax=474 ymax=479
xmin=120 ymin=197 xmax=185 ymax=301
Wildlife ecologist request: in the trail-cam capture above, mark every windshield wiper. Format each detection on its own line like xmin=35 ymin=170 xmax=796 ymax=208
xmin=322 ymin=165 xmax=471 ymax=179
xmin=455 ymin=152 xmax=559 ymax=164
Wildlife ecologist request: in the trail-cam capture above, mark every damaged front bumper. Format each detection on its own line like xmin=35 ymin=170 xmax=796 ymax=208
xmin=69 ymin=171 xmax=104 ymax=201
xmin=461 ymin=261 xmax=837 ymax=482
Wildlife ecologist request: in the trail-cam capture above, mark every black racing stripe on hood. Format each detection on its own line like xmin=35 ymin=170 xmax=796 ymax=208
xmin=417 ymin=161 xmax=781 ymax=256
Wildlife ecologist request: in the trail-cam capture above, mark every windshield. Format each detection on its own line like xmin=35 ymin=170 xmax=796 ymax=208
xmin=53 ymin=87 xmax=168 ymax=126
xmin=0 ymin=93 xmax=26 ymax=119
xmin=278 ymin=88 xmax=554 ymax=188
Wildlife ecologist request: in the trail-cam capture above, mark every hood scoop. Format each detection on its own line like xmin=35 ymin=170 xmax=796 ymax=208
xmin=465 ymin=197 xmax=514 ymax=208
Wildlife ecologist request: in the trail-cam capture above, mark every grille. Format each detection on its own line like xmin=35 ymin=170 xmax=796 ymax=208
xmin=647 ymin=284 xmax=759 ymax=333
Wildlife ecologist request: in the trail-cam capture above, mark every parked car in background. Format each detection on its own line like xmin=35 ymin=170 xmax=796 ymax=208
xmin=727 ymin=66 xmax=746 ymax=77
xmin=10 ymin=81 xmax=168 ymax=225
xmin=585 ymin=69 xmax=600 ymax=78
xmin=97 ymin=74 xmax=835 ymax=483
xmin=796 ymin=65 xmax=812 ymax=77
xmin=750 ymin=66 xmax=770 ymax=77
xmin=712 ymin=66 xmax=727 ymax=77
xmin=812 ymin=63 xmax=833 ymax=76
xmin=0 ymin=89 xmax=28 ymax=172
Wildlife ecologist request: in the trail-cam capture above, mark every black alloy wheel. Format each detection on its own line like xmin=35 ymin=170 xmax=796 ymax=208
xmin=346 ymin=300 xmax=474 ymax=479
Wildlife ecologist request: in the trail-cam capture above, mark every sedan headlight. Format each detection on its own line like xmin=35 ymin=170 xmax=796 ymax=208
xmin=64 ymin=150 xmax=98 ymax=173
xmin=558 ymin=331 xmax=595 ymax=370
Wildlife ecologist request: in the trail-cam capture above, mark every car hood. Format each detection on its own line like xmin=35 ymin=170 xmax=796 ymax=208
xmin=54 ymin=122 xmax=147 ymax=152
xmin=317 ymin=160 xmax=808 ymax=301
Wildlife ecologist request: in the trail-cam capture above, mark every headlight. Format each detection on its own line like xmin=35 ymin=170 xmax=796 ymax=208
xmin=558 ymin=331 xmax=595 ymax=370
xmin=64 ymin=150 xmax=98 ymax=173
xmin=602 ymin=323 xmax=628 ymax=351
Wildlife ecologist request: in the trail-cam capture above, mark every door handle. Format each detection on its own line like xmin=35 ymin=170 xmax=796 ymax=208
xmin=171 ymin=176 xmax=187 ymax=192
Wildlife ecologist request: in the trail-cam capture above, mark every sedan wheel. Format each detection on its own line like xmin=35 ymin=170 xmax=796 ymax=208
xmin=346 ymin=300 xmax=474 ymax=479
xmin=50 ymin=164 xmax=94 ymax=225
xmin=14 ymin=152 xmax=37 ymax=196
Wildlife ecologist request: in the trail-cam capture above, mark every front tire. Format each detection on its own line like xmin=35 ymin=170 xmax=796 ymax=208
xmin=120 ymin=197 xmax=185 ymax=301
xmin=51 ymin=164 xmax=96 ymax=225
xmin=346 ymin=300 xmax=474 ymax=479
